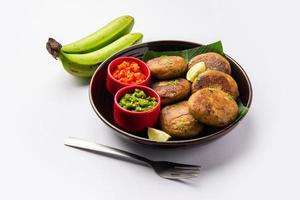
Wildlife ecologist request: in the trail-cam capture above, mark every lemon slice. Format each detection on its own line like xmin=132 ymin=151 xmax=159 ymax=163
xmin=186 ymin=61 xmax=206 ymax=82
xmin=147 ymin=128 xmax=171 ymax=142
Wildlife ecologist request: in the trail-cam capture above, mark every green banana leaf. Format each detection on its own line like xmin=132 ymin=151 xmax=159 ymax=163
xmin=142 ymin=41 xmax=248 ymax=121
xmin=235 ymin=98 xmax=249 ymax=122
xmin=142 ymin=41 xmax=224 ymax=62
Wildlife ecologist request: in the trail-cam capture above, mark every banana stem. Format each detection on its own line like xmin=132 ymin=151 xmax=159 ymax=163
xmin=46 ymin=38 xmax=62 ymax=59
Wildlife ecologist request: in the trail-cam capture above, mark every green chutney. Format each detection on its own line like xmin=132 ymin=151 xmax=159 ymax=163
xmin=119 ymin=89 xmax=157 ymax=112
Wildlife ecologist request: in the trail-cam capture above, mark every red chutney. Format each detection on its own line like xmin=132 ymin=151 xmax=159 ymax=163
xmin=112 ymin=61 xmax=146 ymax=84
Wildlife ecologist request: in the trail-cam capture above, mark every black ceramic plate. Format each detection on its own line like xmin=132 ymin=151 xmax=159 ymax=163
xmin=89 ymin=41 xmax=252 ymax=147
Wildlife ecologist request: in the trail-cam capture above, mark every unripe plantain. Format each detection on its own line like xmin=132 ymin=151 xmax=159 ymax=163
xmin=61 ymin=15 xmax=134 ymax=54
xmin=59 ymin=54 xmax=98 ymax=78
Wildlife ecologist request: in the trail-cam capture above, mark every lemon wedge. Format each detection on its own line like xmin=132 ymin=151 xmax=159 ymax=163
xmin=147 ymin=128 xmax=171 ymax=142
xmin=186 ymin=61 xmax=206 ymax=82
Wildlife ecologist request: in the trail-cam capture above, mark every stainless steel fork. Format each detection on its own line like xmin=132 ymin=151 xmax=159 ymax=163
xmin=64 ymin=137 xmax=200 ymax=180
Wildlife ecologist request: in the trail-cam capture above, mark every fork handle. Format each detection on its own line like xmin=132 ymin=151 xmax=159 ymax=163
xmin=64 ymin=137 xmax=152 ymax=165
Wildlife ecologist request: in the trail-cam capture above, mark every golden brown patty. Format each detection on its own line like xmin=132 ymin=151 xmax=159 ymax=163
xmin=151 ymin=78 xmax=191 ymax=106
xmin=191 ymin=70 xmax=239 ymax=99
xmin=188 ymin=52 xmax=231 ymax=74
xmin=160 ymin=101 xmax=203 ymax=138
xmin=146 ymin=56 xmax=187 ymax=80
xmin=188 ymin=88 xmax=238 ymax=127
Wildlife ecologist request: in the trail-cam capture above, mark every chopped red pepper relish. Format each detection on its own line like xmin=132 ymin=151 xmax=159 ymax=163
xmin=112 ymin=61 xmax=146 ymax=84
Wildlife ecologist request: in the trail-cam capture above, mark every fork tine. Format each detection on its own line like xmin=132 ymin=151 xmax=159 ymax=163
xmin=169 ymin=170 xmax=199 ymax=176
xmin=173 ymin=163 xmax=201 ymax=168
xmin=170 ymin=169 xmax=200 ymax=175
xmin=171 ymin=167 xmax=200 ymax=172
xmin=173 ymin=166 xmax=201 ymax=170
xmin=170 ymin=169 xmax=200 ymax=178
xmin=173 ymin=163 xmax=201 ymax=167
xmin=167 ymin=173 xmax=199 ymax=179
xmin=162 ymin=175 xmax=197 ymax=180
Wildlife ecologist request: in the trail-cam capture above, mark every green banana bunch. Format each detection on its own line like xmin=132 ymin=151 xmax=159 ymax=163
xmin=46 ymin=15 xmax=143 ymax=78
xmin=58 ymin=33 xmax=143 ymax=77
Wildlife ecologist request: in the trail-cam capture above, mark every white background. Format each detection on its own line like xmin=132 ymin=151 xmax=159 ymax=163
xmin=0 ymin=0 xmax=299 ymax=199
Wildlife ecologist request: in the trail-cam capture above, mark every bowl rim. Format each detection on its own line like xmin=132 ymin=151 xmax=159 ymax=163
xmin=107 ymin=56 xmax=151 ymax=87
xmin=89 ymin=40 xmax=253 ymax=145
xmin=114 ymin=85 xmax=161 ymax=115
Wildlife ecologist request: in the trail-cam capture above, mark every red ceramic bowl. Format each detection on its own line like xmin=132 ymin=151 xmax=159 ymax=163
xmin=113 ymin=85 xmax=161 ymax=133
xmin=106 ymin=56 xmax=151 ymax=95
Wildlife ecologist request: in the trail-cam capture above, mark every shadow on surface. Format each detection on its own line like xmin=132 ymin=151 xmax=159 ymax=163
xmin=56 ymin=73 xmax=91 ymax=87
xmin=111 ymin=116 xmax=255 ymax=172
xmin=71 ymin=77 xmax=91 ymax=86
